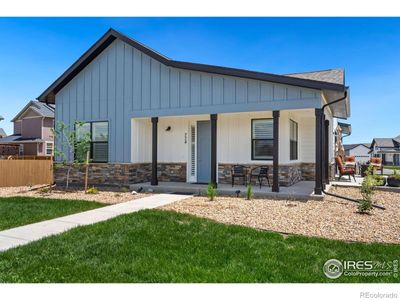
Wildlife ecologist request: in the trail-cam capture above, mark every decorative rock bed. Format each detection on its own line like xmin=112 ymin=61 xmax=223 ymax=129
xmin=161 ymin=186 xmax=400 ymax=244
xmin=0 ymin=185 xmax=147 ymax=204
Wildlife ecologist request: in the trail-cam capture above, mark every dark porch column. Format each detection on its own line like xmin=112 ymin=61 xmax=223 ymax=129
xmin=272 ymin=110 xmax=280 ymax=192
xmin=314 ymin=108 xmax=323 ymax=195
xmin=151 ymin=117 xmax=158 ymax=186
xmin=210 ymin=114 xmax=218 ymax=187
xmin=321 ymin=114 xmax=326 ymax=189
xmin=324 ymin=119 xmax=330 ymax=184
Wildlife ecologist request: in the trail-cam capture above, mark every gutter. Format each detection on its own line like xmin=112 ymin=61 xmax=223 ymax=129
xmin=319 ymin=91 xmax=385 ymax=210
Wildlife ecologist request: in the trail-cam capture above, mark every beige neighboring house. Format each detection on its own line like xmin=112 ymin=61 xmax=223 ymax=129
xmin=0 ymin=101 xmax=55 ymax=156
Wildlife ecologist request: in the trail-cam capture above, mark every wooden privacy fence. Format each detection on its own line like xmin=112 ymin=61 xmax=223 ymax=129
xmin=0 ymin=159 xmax=53 ymax=187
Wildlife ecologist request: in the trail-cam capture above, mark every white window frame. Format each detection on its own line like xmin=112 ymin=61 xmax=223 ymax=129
xmin=45 ymin=142 xmax=54 ymax=156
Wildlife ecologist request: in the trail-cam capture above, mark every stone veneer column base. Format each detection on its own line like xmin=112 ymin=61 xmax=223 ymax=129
xmin=218 ymin=163 xmax=316 ymax=187
xmin=55 ymin=162 xmax=186 ymax=187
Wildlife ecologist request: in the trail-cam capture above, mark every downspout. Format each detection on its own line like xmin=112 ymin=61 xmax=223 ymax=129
xmin=319 ymin=90 xmax=385 ymax=210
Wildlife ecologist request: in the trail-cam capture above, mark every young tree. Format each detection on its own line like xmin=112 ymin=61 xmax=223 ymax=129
xmin=52 ymin=121 xmax=91 ymax=190
xmin=358 ymin=165 xmax=382 ymax=213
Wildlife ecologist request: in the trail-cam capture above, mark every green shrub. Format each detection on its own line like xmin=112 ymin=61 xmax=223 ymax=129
xmin=371 ymin=175 xmax=385 ymax=186
xmin=86 ymin=186 xmax=99 ymax=194
xmin=358 ymin=166 xmax=378 ymax=213
xmin=246 ymin=184 xmax=253 ymax=200
xmin=120 ymin=187 xmax=129 ymax=193
xmin=206 ymin=183 xmax=217 ymax=201
xmin=390 ymin=170 xmax=400 ymax=180
xmin=39 ymin=187 xmax=51 ymax=194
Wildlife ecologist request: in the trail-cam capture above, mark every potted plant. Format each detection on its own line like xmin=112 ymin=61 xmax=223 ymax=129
xmin=387 ymin=170 xmax=400 ymax=187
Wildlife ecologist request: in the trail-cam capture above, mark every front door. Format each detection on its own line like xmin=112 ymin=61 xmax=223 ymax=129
xmin=197 ymin=120 xmax=211 ymax=183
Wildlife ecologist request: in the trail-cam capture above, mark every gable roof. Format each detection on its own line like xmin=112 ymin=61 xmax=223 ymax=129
xmin=11 ymin=100 xmax=55 ymax=122
xmin=38 ymin=28 xmax=347 ymax=105
xmin=371 ymin=138 xmax=400 ymax=148
xmin=285 ymin=68 xmax=344 ymax=85
xmin=0 ymin=128 xmax=6 ymax=138
xmin=343 ymin=143 xmax=370 ymax=151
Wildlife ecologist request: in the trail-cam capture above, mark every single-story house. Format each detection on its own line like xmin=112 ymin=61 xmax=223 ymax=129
xmin=370 ymin=136 xmax=400 ymax=166
xmin=344 ymin=143 xmax=371 ymax=164
xmin=38 ymin=28 xmax=350 ymax=194
xmin=0 ymin=101 xmax=55 ymax=156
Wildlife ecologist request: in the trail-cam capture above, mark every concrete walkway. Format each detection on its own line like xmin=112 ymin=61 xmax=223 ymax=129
xmin=0 ymin=193 xmax=191 ymax=252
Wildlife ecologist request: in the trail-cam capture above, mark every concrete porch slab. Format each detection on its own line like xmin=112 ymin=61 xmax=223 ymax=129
xmin=130 ymin=181 xmax=324 ymax=200
xmin=331 ymin=175 xmax=400 ymax=193
xmin=331 ymin=175 xmax=363 ymax=187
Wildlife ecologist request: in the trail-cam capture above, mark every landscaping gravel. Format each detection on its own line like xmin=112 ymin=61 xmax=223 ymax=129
xmin=161 ymin=186 xmax=400 ymax=244
xmin=0 ymin=185 xmax=146 ymax=204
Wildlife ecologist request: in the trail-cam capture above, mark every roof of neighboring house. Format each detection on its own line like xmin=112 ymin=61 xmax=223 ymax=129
xmin=285 ymin=68 xmax=345 ymax=85
xmin=0 ymin=128 xmax=6 ymax=137
xmin=371 ymin=137 xmax=400 ymax=148
xmin=11 ymin=100 xmax=55 ymax=122
xmin=0 ymin=134 xmax=44 ymax=144
xmin=343 ymin=143 xmax=371 ymax=151
xmin=38 ymin=28 xmax=347 ymax=105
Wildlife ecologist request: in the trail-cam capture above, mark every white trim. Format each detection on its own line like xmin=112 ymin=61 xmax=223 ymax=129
xmin=45 ymin=141 xmax=54 ymax=156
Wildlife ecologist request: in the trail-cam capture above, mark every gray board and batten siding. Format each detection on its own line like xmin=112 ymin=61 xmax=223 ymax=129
xmin=55 ymin=39 xmax=322 ymax=163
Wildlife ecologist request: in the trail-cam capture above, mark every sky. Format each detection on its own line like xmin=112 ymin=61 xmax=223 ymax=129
xmin=0 ymin=17 xmax=399 ymax=143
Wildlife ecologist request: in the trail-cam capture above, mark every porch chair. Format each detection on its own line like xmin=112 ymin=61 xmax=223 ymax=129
xmin=344 ymin=155 xmax=357 ymax=173
xmin=231 ymin=165 xmax=247 ymax=187
xmin=335 ymin=156 xmax=356 ymax=182
xmin=249 ymin=166 xmax=270 ymax=189
xmin=345 ymin=156 xmax=356 ymax=165
xmin=370 ymin=157 xmax=383 ymax=175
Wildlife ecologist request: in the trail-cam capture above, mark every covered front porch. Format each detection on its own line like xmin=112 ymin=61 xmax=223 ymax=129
xmin=130 ymin=180 xmax=323 ymax=200
xmin=130 ymin=107 xmax=335 ymax=197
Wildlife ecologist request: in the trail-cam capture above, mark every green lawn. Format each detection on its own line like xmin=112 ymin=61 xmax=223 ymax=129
xmin=0 ymin=196 xmax=105 ymax=231
xmin=384 ymin=166 xmax=400 ymax=171
xmin=0 ymin=209 xmax=398 ymax=283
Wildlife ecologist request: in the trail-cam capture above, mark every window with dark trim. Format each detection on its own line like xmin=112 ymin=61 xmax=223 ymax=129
xmin=251 ymin=119 xmax=273 ymax=160
xmin=76 ymin=121 xmax=109 ymax=162
xmin=290 ymin=119 xmax=298 ymax=160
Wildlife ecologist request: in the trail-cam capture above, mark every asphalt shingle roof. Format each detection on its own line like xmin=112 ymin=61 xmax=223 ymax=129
xmin=373 ymin=138 xmax=400 ymax=148
xmin=11 ymin=100 xmax=54 ymax=122
xmin=285 ymin=68 xmax=345 ymax=85
xmin=344 ymin=143 xmax=371 ymax=151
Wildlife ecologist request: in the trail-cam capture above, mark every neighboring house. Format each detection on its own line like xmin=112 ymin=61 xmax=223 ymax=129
xmin=0 ymin=101 xmax=55 ymax=156
xmin=0 ymin=115 xmax=6 ymax=138
xmin=370 ymin=136 xmax=400 ymax=166
xmin=344 ymin=143 xmax=371 ymax=164
xmin=38 ymin=29 xmax=350 ymax=195
xmin=0 ymin=128 xmax=6 ymax=138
